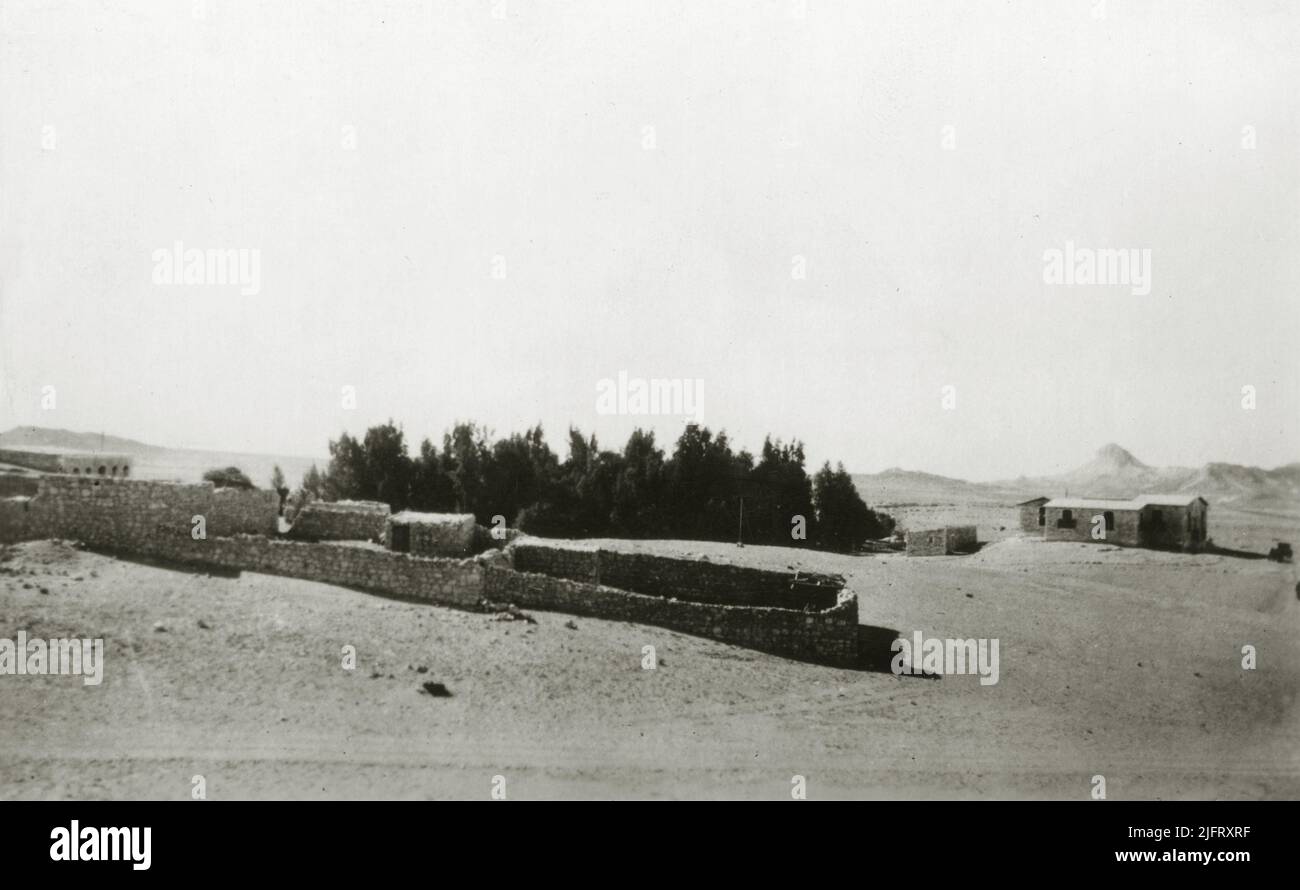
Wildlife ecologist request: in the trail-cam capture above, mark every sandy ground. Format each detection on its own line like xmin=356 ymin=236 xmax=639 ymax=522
xmin=0 ymin=508 xmax=1297 ymax=800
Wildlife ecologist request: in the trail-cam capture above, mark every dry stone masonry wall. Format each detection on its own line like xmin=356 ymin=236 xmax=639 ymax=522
xmin=0 ymin=477 xmax=860 ymax=666
xmin=484 ymin=566 xmax=858 ymax=667
xmin=385 ymin=512 xmax=480 ymax=557
xmin=289 ymin=500 xmax=390 ymax=542
xmin=905 ymin=525 xmax=978 ymax=556
xmin=0 ymin=475 xmax=277 ymax=546
xmin=511 ymin=543 xmax=843 ymax=610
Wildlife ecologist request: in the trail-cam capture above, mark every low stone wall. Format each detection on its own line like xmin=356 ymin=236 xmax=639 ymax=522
xmin=484 ymin=566 xmax=858 ymax=667
xmin=134 ymin=533 xmax=484 ymax=606
xmin=209 ymin=487 xmax=280 ymax=537
xmin=0 ymin=486 xmax=861 ymax=667
xmin=510 ymin=542 xmax=842 ymax=609
xmin=290 ymin=500 xmax=390 ymax=542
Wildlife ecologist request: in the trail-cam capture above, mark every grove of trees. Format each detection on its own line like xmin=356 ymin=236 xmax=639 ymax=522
xmin=288 ymin=421 xmax=894 ymax=553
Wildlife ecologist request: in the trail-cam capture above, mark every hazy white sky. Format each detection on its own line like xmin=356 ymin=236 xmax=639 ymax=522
xmin=1 ymin=0 xmax=1296 ymax=479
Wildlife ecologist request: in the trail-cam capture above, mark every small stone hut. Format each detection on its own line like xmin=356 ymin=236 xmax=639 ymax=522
xmin=385 ymin=511 xmax=480 ymax=557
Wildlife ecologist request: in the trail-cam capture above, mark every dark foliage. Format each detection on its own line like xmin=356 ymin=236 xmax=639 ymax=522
xmin=316 ymin=420 xmax=893 ymax=553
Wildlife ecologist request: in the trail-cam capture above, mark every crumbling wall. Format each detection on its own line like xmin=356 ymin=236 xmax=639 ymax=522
xmin=290 ymin=500 xmax=390 ymax=542
xmin=484 ymin=567 xmax=858 ymax=667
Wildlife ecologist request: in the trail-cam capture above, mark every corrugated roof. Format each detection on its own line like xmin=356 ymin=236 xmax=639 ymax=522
xmin=1014 ymin=496 xmax=1050 ymax=505
xmin=1044 ymin=498 xmax=1141 ymax=511
xmin=1132 ymin=494 xmax=1205 ymax=507
xmin=389 ymin=511 xmax=476 ymax=525
xmin=1044 ymin=494 xmax=1205 ymax=510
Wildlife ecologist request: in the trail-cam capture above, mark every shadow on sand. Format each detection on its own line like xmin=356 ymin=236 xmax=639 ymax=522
xmin=854 ymin=624 xmax=939 ymax=678
xmin=1204 ymin=543 xmax=1268 ymax=561
xmin=88 ymin=547 xmax=245 ymax=579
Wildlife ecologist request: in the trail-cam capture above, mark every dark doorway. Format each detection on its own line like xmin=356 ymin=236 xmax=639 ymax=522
xmin=390 ymin=524 xmax=411 ymax=553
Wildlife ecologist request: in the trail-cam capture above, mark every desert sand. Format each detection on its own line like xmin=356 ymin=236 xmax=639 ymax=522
xmin=1 ymin=500 xmax=1296 ymax=800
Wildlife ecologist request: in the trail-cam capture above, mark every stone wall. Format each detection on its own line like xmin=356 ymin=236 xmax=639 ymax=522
xmin=483 ymin=566 xmax=858 ymax=667
xmin=1137 ymin=504 xmax=1196 ymax=550
xmin=510 ymin=542 xmax=842 ymax=609
xmin=136 ymin=533 xmax=483 ymax=606
xmin=0 ymin=475 xmax=278 ymax=547
xmin=0 ymin=448 xmax=63 ymax=473
xmin=1018 ymin=500 xmax=1046 ymax=534
xmin=905 ymin=525 xmax=978 ymax=556
xmin=1042 ymin=507 xmax=1140 ymax=545
xmin=0 ymin=486 xmax=861 ymax=667
xmin=947 ymin=525 xmax=978 ymax=553
xmin=905 ymin=528 xmax=947 ymax=556
xmin=209 ymin=487 xmax=280 ymax=537
xmin=0 ymin=475 xmax=40 ymax=498
xmin=290 ymin=500 xmax=390 ymax=542
xmin=386 ymin=512 xmax=480 ymax=557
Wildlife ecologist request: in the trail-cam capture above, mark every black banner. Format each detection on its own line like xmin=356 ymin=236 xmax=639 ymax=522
xmin=0 ymin=801 xmax=1285 ymax=876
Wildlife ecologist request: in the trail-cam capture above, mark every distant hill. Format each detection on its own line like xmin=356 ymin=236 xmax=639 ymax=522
xmin=851 ymin=467 xmax=1024 ymax=506
xmin=0 ymin=426 xmax=163 ymax=455
xmin=0 ymin=427 xmax=324 ymax=490
xmin=855 ymin=443 xmax=1300 ymax=508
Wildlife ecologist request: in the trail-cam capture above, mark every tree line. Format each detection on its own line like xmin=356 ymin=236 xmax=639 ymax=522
xmin=284 ymin=421 xmax=894 ymax=552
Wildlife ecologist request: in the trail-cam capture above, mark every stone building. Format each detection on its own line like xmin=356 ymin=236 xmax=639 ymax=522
xmin=0 ymin=446 xmax=134 ymax=478
xmin=1015 ymin=496 xmax=1050 ymax=533
xmin=905 ymin=525 xmax=978 ymax=556
xmin=290 ymin=500 xmax=390 ymax=542
xmin=385 ymin=511 xmax=481 ymax=557
xmin=1027 ymin=494 xmax=1207 ymax=551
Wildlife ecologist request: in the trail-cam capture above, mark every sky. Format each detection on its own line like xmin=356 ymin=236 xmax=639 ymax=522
xmin=1 ymin=0 xmax=1297 ymax=480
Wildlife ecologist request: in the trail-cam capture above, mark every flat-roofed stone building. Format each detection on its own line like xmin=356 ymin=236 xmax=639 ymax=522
xmin=385 ymin=511 xmax=481 ymax=557
xmin=0 ymin=446 xmax=134 ymax=478
xmin=905 ymin=525 xmax=978 ymax=556
xmin=1016 ymin=496 xmax=1050 ymax=533
xmin=1034 ymin=494 xmax=1207 ymax=551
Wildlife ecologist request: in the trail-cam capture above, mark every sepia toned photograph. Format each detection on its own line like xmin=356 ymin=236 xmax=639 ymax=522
xmin=0 ymin=0 xmax=1296 ymax=817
